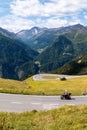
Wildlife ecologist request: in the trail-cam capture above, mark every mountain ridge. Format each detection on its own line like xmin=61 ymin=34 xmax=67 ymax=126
xmin=15 ymin=24 xmax=87 ymax=52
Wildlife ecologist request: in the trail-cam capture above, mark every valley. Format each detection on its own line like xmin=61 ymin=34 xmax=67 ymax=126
xmin=0 ymin=24 xmax=87 ymax=80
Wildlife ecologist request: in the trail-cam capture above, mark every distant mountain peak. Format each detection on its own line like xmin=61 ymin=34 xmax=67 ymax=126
xmin=73 ymin=23 xmax=84 ymax=27
xmin=31 ymin=26 xmax=40 ymax=30
xmin=30 ymin=26 xmax=47 ymax=33
xmin=69 ymin=24 xmax=86 ymax=30
xmin=16 ymin=26 xmax=47 ymax=38
xmin=30 ymin=27 xmax=41 ymax=34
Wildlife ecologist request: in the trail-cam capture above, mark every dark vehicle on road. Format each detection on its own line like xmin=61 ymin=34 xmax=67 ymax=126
xmin=60 ymin=90 xmax=71 ymax=100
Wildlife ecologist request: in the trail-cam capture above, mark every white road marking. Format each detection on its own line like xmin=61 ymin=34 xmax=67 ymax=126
xmin=31 ymin=102 xmax=41 ymax=105
xmin=31 ymin=103 xmax=59 ymax=110
xmin=11 ymin=102 xmax=22 ymax=104
xmin=43 ymin=104 xmax=59 ymax=110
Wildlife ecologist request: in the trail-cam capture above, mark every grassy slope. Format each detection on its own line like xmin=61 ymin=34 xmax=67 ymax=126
xmin=25 ymin=77 xmax=87 ymax=95
xmin=0 ymin=78 xmax=30 ymax=94
xmin=0 ymin=76 xmax=87 ymax=95
xmin=0 ymin=105 xmax=87 ymax=130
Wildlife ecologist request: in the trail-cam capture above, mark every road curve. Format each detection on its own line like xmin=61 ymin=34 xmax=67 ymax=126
xmin=33 ymin=73 xmax=87 ymax=80
xmin=0 ymin=93 xmax=87 ymax=112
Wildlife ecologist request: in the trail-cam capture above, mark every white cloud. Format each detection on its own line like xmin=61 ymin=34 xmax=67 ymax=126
xmin=69 ymin=20 xmax=82 ymax=26
xmin=84 ymin=15 xmax=87 ymax=19
xmin=10 ymin=0 xmax=87 ymax=17
xmin=36 ymin=17 xmax=82 ymax=29
xmin=41 ymin=18 xmax=68 ymax=28
xmin=0 ymin=0 xmax=87 ymax=32
xmin=0 ymin=14 xmax=83 ymax=33
xmin=10 ymin=0 xmax=44 ymax=17
xmin=0 ymin=15 xmax=35 ymax=32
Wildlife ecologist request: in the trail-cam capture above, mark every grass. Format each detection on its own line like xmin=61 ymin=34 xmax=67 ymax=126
xmin=25 ymin=76 xmax=87 ymax=95
xmin=0 ymin=78 xmax=31 ymax=94
xmin=42 ymin=75 xmax=58 ymax=79
xmin=0 ymin=105 xmax=87 ymax=130
xmin=0 ymin=76 xmax=87 ymax=95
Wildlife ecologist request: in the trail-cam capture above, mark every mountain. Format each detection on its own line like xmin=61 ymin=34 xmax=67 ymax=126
xmin=16 ymin=27 xmax=47 ymax=52
xmin=16 ymin=24 xmax=86 ymax=52
xmin=52 ymin=55 xmax=87 ymax=75
xmin=36 ymin=35 xmax=75 ymax=72
xmin=35 ymin=24 xmax=87 ymax=73
xmin=16 ymin=27 xmax=46 ymax=37
xmin=0 ymin=33 xmax=39 ymax=80
xmin=0 ymin=24 xmax=87 ymax=79
xmin=0 ymin=27 xmax=15 ymax=38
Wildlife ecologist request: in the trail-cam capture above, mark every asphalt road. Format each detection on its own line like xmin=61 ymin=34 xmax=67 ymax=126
xmin=0 ymin=93 xmax=87 ymax=112
xmin=33 ymin=73 xmax=87 ymax=80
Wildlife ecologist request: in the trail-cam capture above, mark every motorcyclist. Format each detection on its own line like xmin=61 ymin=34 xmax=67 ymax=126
xmin=61 ymin=90 xmax=71 ymax=99
xmin=64 ymin=90 xmax=69 ymax=95
xmin=82 ymin=89 xmax=87 ymax=95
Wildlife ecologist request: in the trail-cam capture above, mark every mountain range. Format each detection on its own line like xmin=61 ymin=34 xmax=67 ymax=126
xmin=16 ymin=24 xmax=85 ymax=52
xmin=0 ymin=24 xmax=87 ymax=80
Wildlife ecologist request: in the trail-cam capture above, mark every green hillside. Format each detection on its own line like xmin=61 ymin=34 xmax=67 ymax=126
xmin=36 ymin=35 xmax=75 ymax=72
xmin=36 ymin=26 xmax=87 ymax=73
xmin=0 ymin=33 xmax=39 ymax=80
xmin=53 ymin=55 xmax=87 ymax=75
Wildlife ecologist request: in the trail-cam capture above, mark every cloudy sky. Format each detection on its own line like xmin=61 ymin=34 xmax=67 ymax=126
xmin=0 ymin=0 xmax=87 ymax=32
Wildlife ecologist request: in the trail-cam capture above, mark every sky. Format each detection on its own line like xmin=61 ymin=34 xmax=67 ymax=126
xmin=0 ymin=0 xmax=87 ymax=32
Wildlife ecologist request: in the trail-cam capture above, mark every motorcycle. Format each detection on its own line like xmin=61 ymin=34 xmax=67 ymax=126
xmin=60 ymin=93 xmax=71 ymax=100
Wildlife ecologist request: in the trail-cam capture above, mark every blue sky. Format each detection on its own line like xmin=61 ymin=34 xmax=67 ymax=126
xmin=0 ymin=0 xmax=87 ymax=32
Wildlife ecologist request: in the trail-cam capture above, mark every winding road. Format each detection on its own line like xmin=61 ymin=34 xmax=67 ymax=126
xmin=0 ymin=93 xmax=87 ymax=112
xmin=33 ymin=73 xmax=87 ymax=80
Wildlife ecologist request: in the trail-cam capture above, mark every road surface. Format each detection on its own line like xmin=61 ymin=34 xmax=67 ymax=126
xmin=0 ymin=93 xmax=87 ymax=112
xmin=33 ymin=73 xmax=87 ymax=80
